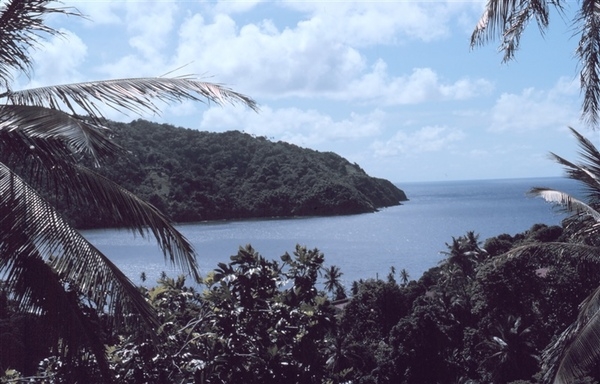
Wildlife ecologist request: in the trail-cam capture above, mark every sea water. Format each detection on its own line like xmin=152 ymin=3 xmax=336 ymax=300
xmin=82 ymin=177 xmax=580 ymax=287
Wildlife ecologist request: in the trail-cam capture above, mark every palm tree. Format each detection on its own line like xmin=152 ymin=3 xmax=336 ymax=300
xmin=387 ymin=265 xmax=396 ymax=284
xmin=323 ymin=265 xmax=346 ymax=300
xmin=471 ymin=0 xmax=600 ymax=128
xmin=483 ymin=315 xmax=539 ymax=383
xmin=399 ymin=268 xmax=410 ymax=287
xmin=0 ymin=0 xmax=256 ymax=379
xmin=440 ymin=232 xmax=487 ymax=279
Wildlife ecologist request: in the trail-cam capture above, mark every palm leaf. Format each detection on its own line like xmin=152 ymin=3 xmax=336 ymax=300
xmin=0 ymin=163 xmax=158 ymax=329
xmin=567 ymin=127 xmax=600 ymax=170
xmin=544 ymin=283 xmax=600 ymax=384
xmin=549 ymin=128 xmax=600 ymax=203
xmin=0 ymin=113 xmax=201 ymax=280
xmin=0 ymin=104 xmax=122 ymax=162
xmin=575 ymin=0 xmax=600 ymax=127
xmin=56 ymin=163 xmax=200 ymax=280
xmin=0 ymin=1 xmax=80 ymax=85
xmin=0 ymin=146 xmax=201 ymax=278
xmin=470 ymin=0 xmax=553 ymax=62
xmin=4 ymin=246 xmax=112 ymax=379
xmin=529 ymin=187 xmax=600 ymax=221
xmin=3 ymin=77 xmax=259 ymax=121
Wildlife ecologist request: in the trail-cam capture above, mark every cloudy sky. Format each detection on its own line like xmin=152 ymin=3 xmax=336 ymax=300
xmin=19 ymin=1 xmax=593 ymax=182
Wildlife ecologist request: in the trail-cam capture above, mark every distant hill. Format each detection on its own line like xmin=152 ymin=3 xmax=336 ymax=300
xmin=65 ymin=119 xmax=407 ymax=228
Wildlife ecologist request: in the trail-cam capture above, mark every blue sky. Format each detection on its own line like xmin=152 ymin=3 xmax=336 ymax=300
xmin=19 ymin=1 xmax=594 ymax=182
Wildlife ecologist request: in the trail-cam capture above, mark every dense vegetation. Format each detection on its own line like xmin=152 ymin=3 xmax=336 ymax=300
xmin=62 ymin=119 xmax=407 ymax=228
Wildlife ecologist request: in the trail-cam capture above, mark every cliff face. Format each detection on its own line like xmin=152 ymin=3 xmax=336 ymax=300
xmin=67 ymin=119 xmax=407 ymax=228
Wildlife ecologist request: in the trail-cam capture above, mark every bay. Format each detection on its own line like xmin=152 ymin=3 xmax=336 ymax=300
xmin=82 ymin=176 xmax=580 ymax=288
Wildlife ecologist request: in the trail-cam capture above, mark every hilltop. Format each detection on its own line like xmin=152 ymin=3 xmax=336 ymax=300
xmin=66 ymin=119 xmax=407 ymax=228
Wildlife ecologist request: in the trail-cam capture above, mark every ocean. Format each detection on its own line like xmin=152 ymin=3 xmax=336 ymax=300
xmin=82 ymin=176 xmax=581 ymax=287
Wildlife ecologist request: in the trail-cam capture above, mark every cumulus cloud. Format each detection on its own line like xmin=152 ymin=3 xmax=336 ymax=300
xmin=213 ymin=0 xmax=263 ymax=14
xmin=60 ymin=1 xmax=487 ymax=106
xmin=70 ymin=2 xmax=123 ymax=25
xmin=125 ymin=3 xmax=177 ymax=59
xmin=372 ymin=126 xmax=466 ymax=156
xmin=199 ymin=105 xmax=385 ymax=147
xmin=171 ymin=9 xmax=490 ymax=103
xmin=340 ymin=62 xmax=494 ymax=104
xmin=88 ymin=2 xmax=179 ymax=78
xmin=22 ymin=29 xmax=87 ymax=88
xmin=488 ymin=77 xmax=579 ymax=133
xmin=174 ymin=11 xmax=367 ymax=97
xmin=280 ymin=1 xmax=465 ymax=44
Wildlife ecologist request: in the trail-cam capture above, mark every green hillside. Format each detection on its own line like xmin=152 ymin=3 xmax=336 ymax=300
xmin=65 ymin=119 xmax=407 ymax=228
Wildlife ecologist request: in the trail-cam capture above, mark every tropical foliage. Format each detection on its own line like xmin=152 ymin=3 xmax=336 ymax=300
xmin=0 ymin=0 xmax=255 ymax=380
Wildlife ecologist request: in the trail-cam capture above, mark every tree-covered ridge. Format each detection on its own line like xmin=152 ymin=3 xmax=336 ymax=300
xmin=68 ymin=119 xmax=407 ymax=228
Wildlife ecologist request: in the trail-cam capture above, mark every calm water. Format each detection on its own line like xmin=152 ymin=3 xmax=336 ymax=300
xmin=82 ymin=177 xmax=581 ymax=287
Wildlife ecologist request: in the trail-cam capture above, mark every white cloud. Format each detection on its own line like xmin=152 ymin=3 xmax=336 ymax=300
xmin=199 ymin=105 xmax=384 ymax=147
xmin=372 ymin=126 xmax=466 ymax=156
xmin=173 ymin=12 xmax=491 ymax=103
xmin=159 ymin=2 xmax=482 ymax=105
xmin=60 ymin=1 xmax=488 ymax=106
xmin=213 ymin=0 xmax=263 ymax=14
xmin=69 ymin=2 xmax=123 ymax=25
xmin=341 ymin=62 xmax=494 ymax=104
xmin=125 ymin=3 xmax=177 ymax=59
xmin=488 ymin=77 xmax=579 ymax=133
xmin=67 ymin=2 xmax=179 ymax=78
xmin=280 ymin=1 xmax=473 ymax=44
xmin=22 ymin=29 xmax=87 ymax=87
xmin=174 ymin=11 xmax=367 ymax=97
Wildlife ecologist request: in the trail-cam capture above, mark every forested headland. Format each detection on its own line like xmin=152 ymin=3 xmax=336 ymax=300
xmin=62 ymin=119 xmax=407 ymax=228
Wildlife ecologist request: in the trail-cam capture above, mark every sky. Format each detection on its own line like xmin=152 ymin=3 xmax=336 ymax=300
xmin=16 ymin=0 xmax=595 ymax=183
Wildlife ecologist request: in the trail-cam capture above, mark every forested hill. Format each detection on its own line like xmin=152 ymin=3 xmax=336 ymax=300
xmin=67 ymin=119 xmax=407 ymax=228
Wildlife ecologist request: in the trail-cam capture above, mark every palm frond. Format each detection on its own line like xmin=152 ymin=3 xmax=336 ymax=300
xmin=0 ymin=104 xmax=122 ymax=162
xmin=568 ymin=127 xmax=600 ymax=166
xmin=543 ymin=128 xmax=600 ymax=204
xmin=3 ymin=246 xmax=111 ymax=378
xmin=575 ymin=0 xmax=600 ymax=128
xmin=528 ymin=187 xmax=600 ymax=221
xmin=3 ymin=77 xmax=259 ymax=122
xmin=58 ymin=164 xmax=200 ymax=280
xmin=563 ymin=127 xmax=600 ymax=188
xmin=470 ymin=0 xmax=554 ymax=62
xmin=543 ymin=284 xmax=600 ymax=384
xmin=0 ymin=163 xmax=158 ymax=329
xmin=495 ymin=241 xmax=600 ymax=267
xmin=548 ymin=152 xmax=600 ymax=206
xmin=0 ymin=1 xmax=80 ymax=86
xmin=0 ymin=143 xmax=201 ymax=279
